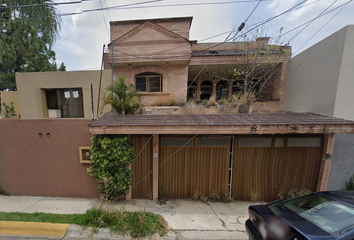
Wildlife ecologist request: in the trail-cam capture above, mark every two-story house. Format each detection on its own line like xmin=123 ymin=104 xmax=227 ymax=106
xmin=2 ymin=17 xmax=353 ymax=202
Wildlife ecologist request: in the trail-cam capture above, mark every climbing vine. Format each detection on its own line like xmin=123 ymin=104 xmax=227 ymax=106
xmin=87 ymin=135 xmax=135 ymax=201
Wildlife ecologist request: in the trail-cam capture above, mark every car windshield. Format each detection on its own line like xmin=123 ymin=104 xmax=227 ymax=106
xmin=271 ymin=195 xmax=354 ymax=237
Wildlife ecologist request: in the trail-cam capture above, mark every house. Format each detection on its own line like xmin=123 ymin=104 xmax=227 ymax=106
xmin=0 ymin=17 xmax=353 ymax=202
xmin=285 ymin=25 xmax=354 ymax=191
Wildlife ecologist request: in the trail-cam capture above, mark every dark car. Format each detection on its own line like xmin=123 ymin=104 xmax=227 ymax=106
xmin=245 ymin=191 xmax=354 ymax=240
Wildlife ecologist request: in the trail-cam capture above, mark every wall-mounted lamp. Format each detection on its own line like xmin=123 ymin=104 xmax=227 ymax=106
xmin=46 ymin=133 xmax=50 ymax=137
xmin=38 ymin=133 xmax=42 ymax=137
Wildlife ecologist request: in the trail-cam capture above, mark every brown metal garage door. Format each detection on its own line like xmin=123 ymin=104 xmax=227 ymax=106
xmin=159 ymin=135 xmax=230 ymax=198
xmin=131 ymin=135 xmax=153 ymax=199
xmin=231 ymin=136 xmax=323 ymax=202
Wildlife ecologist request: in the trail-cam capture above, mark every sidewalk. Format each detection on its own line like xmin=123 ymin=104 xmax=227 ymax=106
xmin=0 ymin=196 xmax=253 ymax=239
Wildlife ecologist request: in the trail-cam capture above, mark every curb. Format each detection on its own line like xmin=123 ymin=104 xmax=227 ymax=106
xmin=0 ymin=221 xmax=70 ymax=237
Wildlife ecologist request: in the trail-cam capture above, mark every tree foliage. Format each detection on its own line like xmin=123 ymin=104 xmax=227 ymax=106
xmin=1 ymin=101 xmax=16 ymax=118
xmin=58 ymin=62 xmax=66 ymax=71
xmin=0 ymin=0 xmax=61 ymax=90
xmin=87 ymin=135 xmax=135 ymax=201
xmin=102 ymin=76 xmax=140 ymax=115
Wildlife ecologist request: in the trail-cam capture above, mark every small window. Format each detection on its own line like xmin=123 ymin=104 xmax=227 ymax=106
xmin=274 ymin=138 xmax=284 ymax=147
xmin=135 ymin=72 xmax=162 ymax=92
xmin=46 ymin=88 xmax=84 ymax=118
xmin=288 ymin=138 xmax=321 ymax=147
xmin=196 ymin=138 xmax=229 ymax=147
xmin=162 ymin=138 xmax=192 ymax=147
xmin=240 ymin=138 xmax=272 ymax=147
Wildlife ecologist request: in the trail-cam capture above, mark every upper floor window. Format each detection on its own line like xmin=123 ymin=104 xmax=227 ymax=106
xmin=135 ymin=72 xmax=163 ymax=92
xmin=46 ymin=88 xmax=84 ymax=118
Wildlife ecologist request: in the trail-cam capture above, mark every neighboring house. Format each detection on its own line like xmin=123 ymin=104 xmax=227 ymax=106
xmin=285 ymin=25 xmax=354 ymax=191
xmin=16 ymin=70 xmax=112 ymax=119
xmin=1 ymin=17 xmax=353 ymax=201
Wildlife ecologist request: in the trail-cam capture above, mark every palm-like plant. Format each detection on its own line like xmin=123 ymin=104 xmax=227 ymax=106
xmin=102 ymin=76 xmax=140 ymax=115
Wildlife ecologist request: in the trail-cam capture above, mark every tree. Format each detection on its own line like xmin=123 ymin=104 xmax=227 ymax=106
xmin=0 ymin=0 xmax=61 ymax=90
xmin=102 ymin=76 xmax=140 ymax=115
xmin=207 ymin=27 xmax=290 ymax=105
xmin=58 ymin=62 xmax=66 ymax=71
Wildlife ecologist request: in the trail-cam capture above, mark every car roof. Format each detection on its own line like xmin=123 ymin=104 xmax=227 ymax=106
xmin=315 ymin=190 xmax=354 ymax=206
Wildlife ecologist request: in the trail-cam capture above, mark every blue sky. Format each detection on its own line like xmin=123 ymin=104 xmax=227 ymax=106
xmin=53 ymin=0 xmax=354 ymax=71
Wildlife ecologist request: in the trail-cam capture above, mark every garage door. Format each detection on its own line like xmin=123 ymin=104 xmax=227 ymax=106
xmin=231 ymin=136 xmax=323 ymax=202
xmin=131 ymin=135 xmax=153 ymax=199
xmin=159 ymin=136 xmax=230 ymax=198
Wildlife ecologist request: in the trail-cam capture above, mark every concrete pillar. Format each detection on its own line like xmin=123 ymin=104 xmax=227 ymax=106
xmin=152 ymin=134 xmax=159 ymax=200
xmin=212 ymin=80 xmax=217 ymax=98
xmin=126 ymin=134 xmax=132 ymax=200
xmin=317 ymin=133 xmax=335 ymax=191
xmin=196 ymin=76 xmax=201 ymax=101
xmin=126 ymin=163 xmax=132 ymax=200
xmin=228 ymin=81 xmax=233 ymax=99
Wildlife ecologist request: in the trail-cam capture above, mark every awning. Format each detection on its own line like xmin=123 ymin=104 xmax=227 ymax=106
xmin=89 ymin=112 xmax=354 ymax=135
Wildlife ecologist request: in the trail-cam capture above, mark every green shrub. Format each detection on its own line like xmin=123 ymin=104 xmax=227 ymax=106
xmin=87 ymin=135 xmax=135 ymax=200
xmin=1 ymin=102 xmax=17 ymax=118
xmin=346 ymin=173 xmax=354 ymax=190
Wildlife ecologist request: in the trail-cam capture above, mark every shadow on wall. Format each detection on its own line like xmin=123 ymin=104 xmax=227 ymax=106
xmin=328 ymin=133 xmax=354 ymax=190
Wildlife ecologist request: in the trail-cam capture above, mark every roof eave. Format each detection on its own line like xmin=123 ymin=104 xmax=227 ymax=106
xmin=90 ymin=124 xmax=354 ymax=135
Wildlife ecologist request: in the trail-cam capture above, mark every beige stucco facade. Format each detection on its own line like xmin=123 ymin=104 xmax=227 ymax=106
xmin=16 ymin=70 xmax=112 ymax=119
xmin=16 ymin=17 xmax=291 ymax=119
xmin=0 ymin=91 xmax=20 ymax=118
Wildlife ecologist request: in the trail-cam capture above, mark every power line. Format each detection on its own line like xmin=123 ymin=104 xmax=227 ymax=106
xmin=294 ymin=1 xmax=351 ymax=55
xmin=106 ymin=0 xmax=299 ymax=201
xmin=98 ymin=0 xmax=110 ymax=37
xmin=0 ymin=0 xmax=93 ymax=9
xmin=286 ymin=0 xmax=338 ymax=44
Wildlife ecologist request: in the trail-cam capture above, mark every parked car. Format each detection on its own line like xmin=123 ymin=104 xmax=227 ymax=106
xmin=245 ymin=191 xmax=354 ymax=240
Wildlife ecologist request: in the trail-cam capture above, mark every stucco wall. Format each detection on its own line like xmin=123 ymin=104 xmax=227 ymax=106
xmin=16 ymin=70 xmax=112 ymax=119
xmin=0 ymin=91 xmax=20 ymax=118
xmin=0 ymin=119 xmax=98 ymax=198
xmin=113 ymin=65 xmax=188 ymax=106
xmin=284 ymin=26 xmax=348 ymax=116
xmin=328 ymin=133 xmax=354 ymax=190
xmin=333 ymin=26 xmax=354 ymax=121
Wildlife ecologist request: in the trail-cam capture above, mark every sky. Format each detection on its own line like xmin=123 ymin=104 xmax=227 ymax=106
xmin=52 ymin=0 xmax=354 ymax=71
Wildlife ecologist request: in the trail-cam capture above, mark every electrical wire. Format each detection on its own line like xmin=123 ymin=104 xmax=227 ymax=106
xmin=294 ymin=1 xmax=351 ymax=55
xmin=286 ymin=0 xmax=338 ymax=44
xmin=106 ymin=0 xmax=297 ymax=202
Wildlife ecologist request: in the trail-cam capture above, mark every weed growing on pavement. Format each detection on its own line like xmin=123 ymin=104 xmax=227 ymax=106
xmin=0 ymin=208 xmax=167 ymax=239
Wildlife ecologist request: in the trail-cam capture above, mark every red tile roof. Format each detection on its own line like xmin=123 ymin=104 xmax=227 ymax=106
xmin=90 ymin=112 xmax=354 ymax=127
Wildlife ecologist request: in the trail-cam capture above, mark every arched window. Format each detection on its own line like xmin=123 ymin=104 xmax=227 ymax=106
xmin=187 ymin=81 xmax=197 ymax=100
xmin=201 ymin=80 xmax=213 ymax=100
xmin=135 ymin=72 xmax=163 ymax=92
xmin=216 ymin=80 xmax=228 ymax=100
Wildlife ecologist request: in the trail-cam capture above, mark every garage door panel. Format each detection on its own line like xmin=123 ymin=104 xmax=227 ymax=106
xmin=131 ymin=135 xmax=153 ymax=199
xmin=159 ymin=146 xmax=192 ymax=198
xmin=232 ymin=136 xmax=322 ymax=202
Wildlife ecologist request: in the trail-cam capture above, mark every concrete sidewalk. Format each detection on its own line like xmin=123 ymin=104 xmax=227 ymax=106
xmin=0 ymin=195 xmax=254 ymax=239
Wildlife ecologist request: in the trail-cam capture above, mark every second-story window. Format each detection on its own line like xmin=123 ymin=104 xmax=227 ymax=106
xmin=135 ymin=72 xmax=163 ymax=92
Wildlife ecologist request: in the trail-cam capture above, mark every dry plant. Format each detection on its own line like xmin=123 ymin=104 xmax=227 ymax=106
xmin=154 ymin=97 xmax=177 ymax=106
xmin=207 ymin=95 xmax=216 ymax=107
xmin=249 ymin=189 xmax=262 ymax=202
xmin=276 ymin=187 xmax=312 ymax=200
